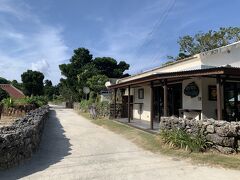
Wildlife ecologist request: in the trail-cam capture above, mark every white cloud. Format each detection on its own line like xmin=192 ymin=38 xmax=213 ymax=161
xmin=31 ymin=59 xmax=49 ymax=75
xmin=0 ymin=0 xmax=69 ymax=84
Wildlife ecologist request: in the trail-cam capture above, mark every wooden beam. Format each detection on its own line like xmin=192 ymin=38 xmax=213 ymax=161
xmin=163 ymin=80 xmax=168 ymax=117
xmin=216 ymin=76 xmax=223 ymax=120
xmin=128 ymin=85 xmax=131 ymax=123
xmin=150 ymin=82 xmax=154 ymax=130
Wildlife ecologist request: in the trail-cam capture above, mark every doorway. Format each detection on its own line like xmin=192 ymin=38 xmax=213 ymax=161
xmin=153 ymin=86 xmax=163 ymax=122
xmin=153 ymin=83 xmax=182 ymax=122
xmin=121 ymin=95 xmax=133 ymax=119
xmin=168 ymin=83 xmax=182 ymax=116
xmin=224 ymin=82 xmax=240 ymax=121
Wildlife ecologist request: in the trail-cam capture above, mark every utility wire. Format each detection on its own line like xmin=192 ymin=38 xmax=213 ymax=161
xmin=135 ymin=0 xmax=176 ymax=71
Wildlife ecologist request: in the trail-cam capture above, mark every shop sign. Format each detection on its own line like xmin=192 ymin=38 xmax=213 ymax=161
xmin=184 ymin=82 xmax=199 ymax=98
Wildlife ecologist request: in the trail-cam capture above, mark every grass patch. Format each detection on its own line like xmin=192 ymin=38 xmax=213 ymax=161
xmin=79 ymin=112 xmax=240 ymax=170
xmin=160 ymin=129 xmax=209 ymax=152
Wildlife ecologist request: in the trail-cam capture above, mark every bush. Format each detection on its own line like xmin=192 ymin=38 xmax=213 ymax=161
xmin=25 ymin=96 xmax=48 ymax=107
xmin=160 ymin=129 xmax=208 ymax=152
xmin=1 ymin=98 xmax=14 ymax=108
xmin=1 ymin=96 xmax=48 ymax=108
xmin=79 ymin=100 xmax=93 ymax=112
xmin=78 ymin=99 xmax=110 ymax=117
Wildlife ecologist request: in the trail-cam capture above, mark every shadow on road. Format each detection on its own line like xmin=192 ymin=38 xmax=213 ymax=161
xmin=0 ymin=109 xmax=72 ymax=180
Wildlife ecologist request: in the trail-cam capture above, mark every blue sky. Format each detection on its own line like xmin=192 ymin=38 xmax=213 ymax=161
xmin=0 ymin=0 xmax=240 ymax=84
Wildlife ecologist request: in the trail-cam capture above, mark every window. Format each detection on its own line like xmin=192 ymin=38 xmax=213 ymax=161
xmin=138 ymin=88 xmax=144 ymax=99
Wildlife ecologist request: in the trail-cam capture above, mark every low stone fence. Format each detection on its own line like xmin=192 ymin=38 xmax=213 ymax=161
xmin=160 ymin=117 xmax=240 ymax=154
xmin=1 ymin=104 xmax=36 ymax=118
xmin=0 ymin=105 xmax=49 ymax=169
xmin=73 ymin=102 xmax=110 ymax=118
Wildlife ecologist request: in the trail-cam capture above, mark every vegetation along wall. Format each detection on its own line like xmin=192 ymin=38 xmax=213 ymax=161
xmin=160 ymin=116 xmax=240 ymax=154
xmin=0 ymin=105 xmax=49 ymax=169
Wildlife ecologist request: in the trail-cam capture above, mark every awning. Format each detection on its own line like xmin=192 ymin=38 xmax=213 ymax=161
xmin=109 ymin=67 xmax=240 ymax=89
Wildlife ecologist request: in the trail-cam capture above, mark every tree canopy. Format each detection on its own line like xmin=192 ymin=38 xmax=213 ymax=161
xmin=87 ymin=74 xmax=108 ymax=94
xmin=0 ymin=77 xmax=9 ymax=84
xmin=43 ymin=79 xmax=59 ymax=101
xmin=21 ymin=70 xmax=45 ymax=96
xmin=178 ymin=27 xmax=240 ymax=56
xmin=59 ymin=48 xmax=130 ymax=101
xmin=93 ymin=57 xmax=130 ymax=78
xmin=11 ymin=80 xmax=23 ymax=90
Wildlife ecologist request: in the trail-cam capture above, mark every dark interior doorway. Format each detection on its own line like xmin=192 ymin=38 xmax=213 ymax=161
xmin=153 ymin=86 xmax=163 ymax=122
xmin=168 ymin=83 xmax=182 ymax=116
xmin=122 ymin=95 xmax=133 ymax=119
xmin=224 ymin=82 xmax=240 ymax=121
xmin=153 ymin=83 xmax=182 ymax=122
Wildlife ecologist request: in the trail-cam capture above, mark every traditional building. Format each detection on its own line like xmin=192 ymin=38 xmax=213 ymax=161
xmin=109 ymin=41 xmax=240 ymax=129
xmin=0 ymin=84 xmax=25 ymax=99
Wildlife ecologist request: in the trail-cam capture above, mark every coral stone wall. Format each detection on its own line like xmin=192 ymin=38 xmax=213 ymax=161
xmin=1 ymin=104 xmax=36 ymax=117
xmin=160 ymin=117 xmax=240 ymax=154
xmin=0 ymin=105 xmax=49 ymax=169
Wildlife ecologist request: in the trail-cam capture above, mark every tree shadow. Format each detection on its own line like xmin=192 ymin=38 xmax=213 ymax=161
xmin=0 ymin=108 xmax=72 ymax=180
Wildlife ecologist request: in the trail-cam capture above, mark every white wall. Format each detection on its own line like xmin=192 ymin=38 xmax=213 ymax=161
xmin=182 ymin=78 xmax=202 ymax=110
xmin=200 ymin=42 xmax=240 ymax=68
xmin=131 ymin=78 xmax=223 ymax=121
xmin=182 ymin=78 xmax=223 ymax=119
xmin=124 ymin=88 xmax=134 ymax=96
xmin=133 ymin=85 xmax=151 ymax=121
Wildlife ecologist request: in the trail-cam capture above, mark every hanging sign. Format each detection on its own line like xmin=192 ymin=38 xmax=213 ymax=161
xmin=184 ymin=82 xmax=199 ymax=98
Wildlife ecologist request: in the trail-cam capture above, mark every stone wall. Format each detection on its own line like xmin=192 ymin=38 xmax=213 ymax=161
xmin=160 ymin=117 xmax=240 ymax=154
xmin=1 ymin=104 xmax=36 ymax=117
xmin=0 ymin=105 xmax=49 ymax=169
xmin=74 ymin=102 xmax=111 ymax=118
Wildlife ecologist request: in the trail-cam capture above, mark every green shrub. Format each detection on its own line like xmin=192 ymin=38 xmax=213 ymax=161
xmin=160 ymin=129 xmax=208 ymax=152
xmin=2 ymin=98 xmax=14 ymax=108
xmin=78 ymin=99 xmax=110 ymax=117
xmin=1 ymin=96 xmax=48 ymax=108
xmin=26 ymin=96 xmax=48 ymax=107
xmin=79 ymin=100 xmax=93 ymax=112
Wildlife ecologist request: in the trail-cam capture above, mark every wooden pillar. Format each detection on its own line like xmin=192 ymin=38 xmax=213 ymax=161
xmin=216 ymin=76 xmax=223 ymax=120
xmin=163 ymin=80 xmax=168 ymax=117
xmin=128 ymin=85 xmax=131 ymax=123
xmin=114 ymin=88 xmax=117 ymax=119
xmin=150 ymin=82 xmax=154 ymax=130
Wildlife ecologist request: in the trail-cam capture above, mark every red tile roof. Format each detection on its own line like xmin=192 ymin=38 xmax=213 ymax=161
xmin=0 ymin=84 xmax=25 ymax=99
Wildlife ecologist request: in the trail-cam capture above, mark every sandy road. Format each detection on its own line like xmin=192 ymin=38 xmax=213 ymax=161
xmin=0 ymin=105 xmax=240 ymax=180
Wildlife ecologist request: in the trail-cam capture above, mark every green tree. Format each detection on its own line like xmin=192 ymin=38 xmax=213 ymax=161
xmin=43 ymin=80 xmax=56 ymax=100
xmin=11 ymin=80 xmax=23 ymax=90
xmin=59 ymin=48 xmax=93 ymax=101
xmin=87 ymin=74 xmax=108 ymax=93
xmin=178 ymin=27 xmax=240 ymax=56
xmin=0 ymin=89 xmax=9 ymax=101
xmin=0 ymin=77 xmax=9 ymax=84
xmin=0 ymin=77 xmax=10 ymax=101
xmin=21 ymin=70 xmax=44 ymax=96
xmin=93 ymin=57 xmax=129 ymax=78
xmin=59 ymin=48 xmax=130 ymax=102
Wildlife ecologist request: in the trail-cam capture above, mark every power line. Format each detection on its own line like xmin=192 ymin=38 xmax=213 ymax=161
xmin=135 ymin=0 xmax=176 ymax=70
